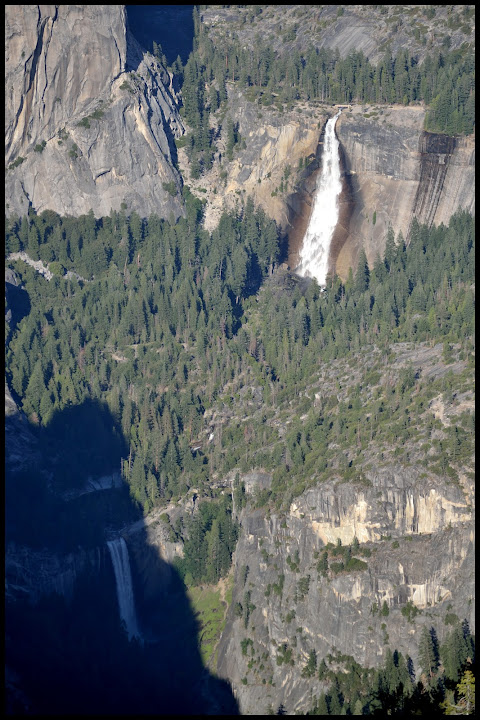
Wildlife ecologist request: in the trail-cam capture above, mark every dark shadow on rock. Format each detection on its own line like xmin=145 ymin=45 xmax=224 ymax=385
xmin=5 ymin=398 xmax=239 ymax=715
xmin=411 ymin=131 xmax=457 ymax=229
xmin=329 ymin=138 xmax=356 ymax=277
xmin=5 ymin=278 xmax=31 ymax=350
xmin=42 ymin=398 xmax=128 ymax=493
xmin=6 ymin=399 xmax=138 ymax=551
xmin=126 ymin=5 xmax=195 ymax=66
xmin=124 ymin=9 xmax=185 ymax=198
xmin=285 ymin=122 xmax=326 ymax=271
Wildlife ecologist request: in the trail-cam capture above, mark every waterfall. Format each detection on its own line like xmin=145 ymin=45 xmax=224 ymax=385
xmin=296 ymin=110 xmax=342 ymax=285
xmin=107 ymin=537 xmax=140 ymax=640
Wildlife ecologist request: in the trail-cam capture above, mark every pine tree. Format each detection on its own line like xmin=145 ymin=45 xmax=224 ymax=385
xmin=206 ymin=518 xmax=227 ymax=583
xmin=441 ymin=670 xmax=476 ymax=715
xmin=314 ymin=693 xmax=329 ymax=715
xmin=441 ymin=622 xmax=472 ymax=682
xmin=384 ymin=226 xmax=396 ymax=273
xmin=317 ymin=550 xmax=329 ymax=577
xmin=355 ymin=248 xmax=370 ymax=294
xmin=39 ymin=389 xmax=55 ymax=426
xmin=302 ymin=649 xmax=317 ymax=678
xmin=226 ymin=117 xmax=236 ymax=161
xmin=455 ymin=670 xmax=475 ymax=715
xmin=418 ymin=625 xmax=439 ymax=681
xmin=353 ymin=698 xmax=364 ymax=715
xmin=24 ymin=359 xmax=46 ymax=418
xmin=28 ymin=224 xmax=41 ymax=259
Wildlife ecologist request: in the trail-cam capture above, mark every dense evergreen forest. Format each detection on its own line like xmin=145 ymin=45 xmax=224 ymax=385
xmin=5 ymin=201 xmax=475 ymax=584
xmin=306 ymin=620 xmax=475 ymax=716
xmin=163 ymin=6 xmax=475 ymax=176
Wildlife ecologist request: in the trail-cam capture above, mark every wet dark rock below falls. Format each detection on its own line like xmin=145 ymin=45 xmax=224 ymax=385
xmin=412 ymin=131 xmax=457 ymax=228
xmin=286 ymin=119 xmax=355 ymax=279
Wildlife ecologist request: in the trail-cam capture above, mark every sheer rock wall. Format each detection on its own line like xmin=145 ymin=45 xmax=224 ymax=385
xmin=216 ymin=468 xmax=475 ymax=715
xmin=5 ymin=542 xmax=103 ymax=603
xmin=5 ymin=5 xmax=184 ymax=219
xmin=333 ymin=105 xmax=475 ymax=277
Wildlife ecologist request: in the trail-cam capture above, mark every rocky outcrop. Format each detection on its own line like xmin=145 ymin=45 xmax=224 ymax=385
xmin=289 ymin=469 xmax=472 ymax=544
xmin=216 ymin=468 xmax=475 ymax=715
xmin=8 ymin=251 xmax=54 ymax=280
xmin=5 ymin=5 xmax=184 ymax=219
xmin=179 ymin=88 xmax=327 ymax=234
xmin=60 ymin=472 xmax=124 ymax=501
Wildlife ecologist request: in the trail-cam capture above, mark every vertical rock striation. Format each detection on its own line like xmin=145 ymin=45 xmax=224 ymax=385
xmin=333 ymin=105 xmax=475 ymax=276
xmin=5 ymin=5 xmax=184 ymax=219
xmin=5 ymin=542 xmax=103 ymax=603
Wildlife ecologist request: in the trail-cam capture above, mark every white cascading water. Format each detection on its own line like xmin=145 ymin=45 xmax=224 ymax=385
xmin=107 ymin=537 xmax=140 ymax=640
xmin=296 ymin=110 xmax=342 ymax=285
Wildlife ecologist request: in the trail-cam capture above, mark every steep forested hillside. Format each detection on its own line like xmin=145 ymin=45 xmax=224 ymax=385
xmin=307 ymin=622 xmax=475 ymax=716
xmin=5 ymin=5 xmax=475 ymax=716
xmin=5 ymin=202 xmax=475 ymax=570
xmin=166 ymin=4 xmax=474 ymax=180
xmin=5 ymin=197 xmax=475 ymax=714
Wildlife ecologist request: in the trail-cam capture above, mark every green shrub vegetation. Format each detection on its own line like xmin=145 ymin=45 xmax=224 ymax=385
xmin=7 ymin=156 xmax=25 ymax=170
xmin=276 ymin=643 xmax=294 ymax=666
xmin=162 ymin=181 xmax=177 ymax=196
xmin=187 ymin=583 xmax=229 ymax=667
xmin=401 ymin=600 xmax=421 ymax=623
xmin=78 ymin=108 xmax=105 ymax=129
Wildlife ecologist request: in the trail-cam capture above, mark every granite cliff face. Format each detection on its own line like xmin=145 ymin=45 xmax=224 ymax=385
xmin=4 ymin=8 xmax=475 ymax=714
xmin=333 ymin=105 xmax=476 ymax=277
xmin=215 ymin=469 xmax=474 ymax=715
xmin=178 ymin=88 xmax=327 ymax=235
xmin=5 ymin=7 xmax=475 ymax=272
xmin=178 ymin=92 xmax=475 ymax=280
xmin=5 ymin=542 xmax=103 ymax=603
xmin=5 ymin=5 xmax=184 ymax=219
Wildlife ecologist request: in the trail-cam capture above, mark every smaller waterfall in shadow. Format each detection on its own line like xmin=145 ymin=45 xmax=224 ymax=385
xmin=107 ymin=537 xmax=140 ymax=641
xmin=296 ymin=110 xmax=342 ymax=285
